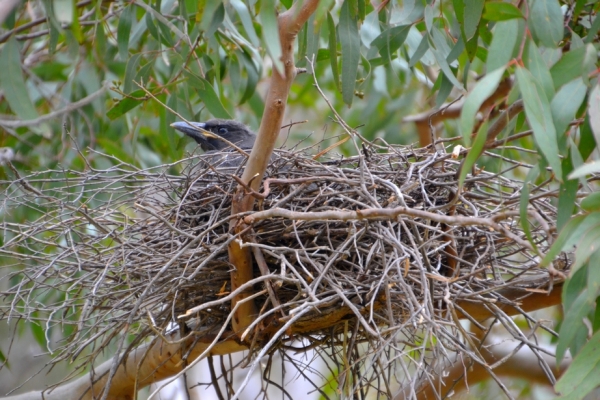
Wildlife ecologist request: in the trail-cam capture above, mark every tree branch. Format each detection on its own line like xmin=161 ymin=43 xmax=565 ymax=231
xmin=227 ymin=0 xmax=320 ymax=340
xmin=4 ymin=332 xmax=247 ymax=400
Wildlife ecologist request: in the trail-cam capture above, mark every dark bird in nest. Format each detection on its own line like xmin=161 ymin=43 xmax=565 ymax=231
xmin=171 ymin=119 xmax=256 ymax=152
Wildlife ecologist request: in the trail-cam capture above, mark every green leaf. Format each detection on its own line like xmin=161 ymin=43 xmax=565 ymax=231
xmin=183 ymin=71 xmax=232 ymax=119
xmin=588 ymin=82 xmax=600 ymax=150
xmin=41 ymin=0 xmax=61 ymax=54
xmin=551 ymin=78 xmax=587 ymax=142
xmin=528 ymin=0 xmax=563 ymax=48
xmin=557 ymin=289 xmax=594 ymax=363
xmin=145 ymin=12 xmax=160 ymax=42
xmin=206 ymin=3 xmax=225 ymax=39
xmin=588 ymin=250 xmax=600 ymax=301
xmin=339 ymin=0 xmax=360 ymax=106
xmin=447 ymin=37 xmax=464 ymax=64
xmin=106 ymin=89 xmax=146 ymax=120
xmin=306 ymin=14 xmax=320 ymax=68
xmin=582 ymin=192 xmax=600 ymax=213
xmin=156 ymin=14 xmax=177 ymax=47
xmin=409 ymin=34 xmax=429 ymax=67
xmin=238 ymin=51 xmax=260 ymax=105
xmin=460 ymin=67 xmax=506 ymax=144
xmin=486 ymin=19 xmax=518 ymax=72
xmin=569 ymin=161 xmax=600 ymax=179
xmin=572 ymin=224 xmax=600 ymax=275
xmin=230 ymin=0 xmax=260 ymax=46
xmin=524 ymin=40 xmax=555 ymax=101
xmin=579 ymin=114 xmax=597 ymax=161
xmin=483 ymin=2 xmax=524 ymax=21
xmin=117 ymin=4 xmax=133 ymax=60
xmin=30 ymin=320 xmax=46 ymax=348
xmin=346 ymin=0 xmax=358 ymax=19
xmin=516 ymin=66 xmax=562 ymax=182
xmin=0 ymin=37 xmax=38 ymax=120
xmin=429 ymin=28 xmax=463 ymax=89
xmin=550 ymin=46 xmax=586 ymax=89
xmin=357 ymin=0 xmax=366 ymax=21
xmin=463 ymin=0 xmax=485 ymax=40
xmin=584 ymin=11 xmax=600 ymax=44
xmin=260 ymin=0 xmax=283 ymax=74
xmin=557 ymin=156 xmax=579 ymax=231
xmin=564 ymin=265 xmax=588 ymax=311
xmin=134 ymin=0 xmax=186 ymax=42
xmin=520 ymin=165 xmax=541 ymax=252
xmin=95 ymin=13 xmax=107 ymax=58
xmin=453 ymin=0 xmax=465 ymax=35
xmin=71 ymin=0 xmax=83 ymax=43
xmin=465 ymin=29 xmax=479 ymax=61
xmin=459 ymin=121 xmax=489 ymax=189
xmin=327 ymin=12 xmax=340 ymax=92
xmin=123 ymin=53 xmax=142 ymax=94
xmin=540 ymin=212 xmax=600 ymax=267
xmin=556 ymin=330 xmax=600 ymax=400
xmin=98 ymin=136 xmax=135 ymax=164
xmin=370 ymin=25 xmax=411 ymax=61
xmin=134 ymin=62 xmax=154 ymax=89
xmin=435 ymin=74 xmax=453 ymax=108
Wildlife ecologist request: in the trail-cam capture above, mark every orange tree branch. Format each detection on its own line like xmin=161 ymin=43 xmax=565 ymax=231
xmin=4 ymin=332 xmax=247 ymax=400
xmin=228 ymin=0 xmax=321 ymax=340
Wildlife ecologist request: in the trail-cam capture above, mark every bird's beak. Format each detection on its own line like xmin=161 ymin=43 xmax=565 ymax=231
xmin=170 ymin=121 xmax=218 ymax=138
xmin=171 ymin=121 xmax=206 ymax=133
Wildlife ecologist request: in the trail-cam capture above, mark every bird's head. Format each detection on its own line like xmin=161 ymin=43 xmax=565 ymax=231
xmin=171 ymin=119 xmax=256 ymax=152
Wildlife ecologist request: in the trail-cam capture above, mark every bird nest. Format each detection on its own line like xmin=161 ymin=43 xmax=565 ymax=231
xmin=0 ymin=143 xmax=568 ymax=395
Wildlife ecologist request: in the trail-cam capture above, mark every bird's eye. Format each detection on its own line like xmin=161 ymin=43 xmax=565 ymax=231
xmin=219 ymin=127 xmax=228 ymax=134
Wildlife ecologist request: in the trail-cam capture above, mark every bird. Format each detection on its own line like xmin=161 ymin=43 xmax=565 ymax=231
xmin=170 ymin=119 xmax=257 ymax=152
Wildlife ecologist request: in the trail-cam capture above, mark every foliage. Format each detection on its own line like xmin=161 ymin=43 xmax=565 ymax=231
xmin=1 ymin=0 xmax=600 ymax=398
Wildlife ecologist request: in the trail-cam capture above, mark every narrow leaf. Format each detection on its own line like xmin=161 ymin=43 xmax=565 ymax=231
xmin=529 ymin=0 xmax=563 ymax=48
xmin=483 ymin=2 xmax=524 ymax=21
xmin=557 ymin=290 xmax=594 ymax=363
xmin=327 ymin=12 xmax=340 ymax=92
xmin=106 ymin=90 xmax=146 ymax=120
xmin=230 ymin=0 xmax=260 ymax=46
xmin=516 ymin=66 xmax=563 ymax=182
xmin=556 ymin=330 xmax=600 ymax=399
xmin=520 ymin=166 xmax=541 ymax=252
xmin=552 ymin=78 xmax=587 ymax=141
xmin=117 ymin=4 xmax=133 ymax=60
xmin=339 ymin=0 xmax=360 ymax=106
xmin=525 ymin=41 xmax=555 ymax=100
xmin=550 ymin=46 xmax=586 ymax=89
xmin=486 ymin=19 xmax=518 ymax=72
xmin=540 ymin=212 xmax=600 ymax=267
xmin=581 ymin=192 xmax=600 ymax=212
xmin=458 ymin=121 xmax=489 ymax=189
xmin=557 ymin=157 xmax=579 ymax=231
xmin=238 ymin=52 xmax=260 ymax=105
xmin=0 ymin=37 xmax=38 ymax=120
xmin=123 ymin=53 xmax=142 ymax=94
xmin=370 ymin=25 xmax=411 ymax=61
xmin=183 ymin=71 xmax=232 ymax=119
xmin=463 ymin=0 xmax=485 ymax=40
xmin=588 ymin=81 xmax=600 ymax=149
xmin=579 ymin=114 xmax=597 ymax=161
xmin=460 ymin=67 xmax=506 ymax=144
xmin=569 ymin=161 xmax=600 ymax=179
xmin=260 ymin=1 xmax=283 ymax=74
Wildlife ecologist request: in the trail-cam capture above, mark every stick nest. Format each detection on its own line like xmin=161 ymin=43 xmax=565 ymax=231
xmin=0 ymin=144 xmax=569 ymax=393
